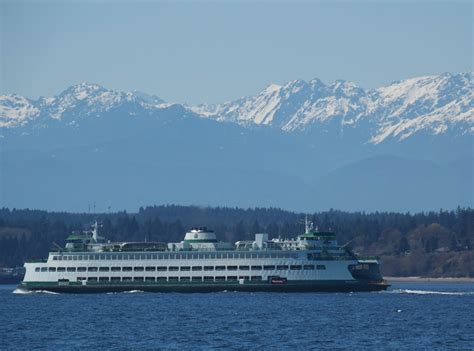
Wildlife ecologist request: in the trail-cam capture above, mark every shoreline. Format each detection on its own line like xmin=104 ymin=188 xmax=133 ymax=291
xmin=386 ymin=276 xmax=474 ymax=283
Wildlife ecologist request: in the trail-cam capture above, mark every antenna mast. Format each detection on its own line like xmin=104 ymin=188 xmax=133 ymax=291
xmin=304 ymin=215 xmax=313 ymax=234
xmin=92 ymin=221 xmax=99 ymax=243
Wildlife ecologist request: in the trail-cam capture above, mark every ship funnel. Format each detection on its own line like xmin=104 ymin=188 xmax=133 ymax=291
xmin=254 ymin=233 xmax=268 ymax=249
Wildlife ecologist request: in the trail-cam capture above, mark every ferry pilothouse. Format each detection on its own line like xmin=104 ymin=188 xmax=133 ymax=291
xmin=19 ymin=220 xmax=389 ymax=293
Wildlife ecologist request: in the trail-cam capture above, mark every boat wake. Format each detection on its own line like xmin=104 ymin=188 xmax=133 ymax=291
xmin=388 ymin=289 xmax=474 ymax=296
xmin=122 ymin=290 xmax=145 ymax=294
xmin=12 ymin=288 xmax=32 ymax=294
xmin=12 ymin=288 xmax=59 ymax=295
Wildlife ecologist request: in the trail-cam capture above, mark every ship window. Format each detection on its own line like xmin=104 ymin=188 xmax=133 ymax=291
xmin=48 ymin=267 xmax=56 ymax=272
xmin=316 ymin=265 xmax=326 ymax=270
xmin=251 ymin=266 xmax=262 ymax=271
xmin=304 ymin=265 xmax=315 ymax=270
xmin=239 ymin=276 xmax=250 ymax=280
xmin=180 ymin=277 xmax=190 ymax=282
xmin=140 ymin=255 xmax=146 ymax=260
xmin=169 ymin=266 xmax=179 ymax=271
xmin=204 ymin=276 xmax=214 ymax=281
xmin=180 ymin=266 xmax=191 ymax=271
xmin=123 ymin=255 xmax=128 ymax=260
xmin=99 ymin=267 xmax=109 ymax=272
xmin=67 ymin=267 xmax=76 ymax=272
xmin=88 ymin=267 xmax=98 ymax=272
xmin=215 ymin=276 xmax=225 ymax=281
xmin=134 ymin=277 xmax=144 ymax=282
xmin=146 ymin=254 xmax=152 ymax=260
xmin=251 ymin=276 xmax=262 ymax=281
xmin=78 ymin=256 xmax=83 ymax=261
xmin=157 ymin=266 xmax=167 ymax=271
xmin=122 ymin=277 xmax=132 ymax=282
xmin=239 ymin=266 xmax=250 ymax=270
xmin=168 ymin=277 xmax=178 ymax=282
xmin=122 ymin=267 xmax=132 ymax=272
xmin=77 ymin=267 xmax=87 ymax=272
xmin=99 ymin=277 xmax=109 ymax=282
xmin=111 ymin=277 xmax=121 ymax=282
xmin=192 ymin=277 xmax=202 ymax=282
xmin=77 ymin=277 xmax=86 ymax=281
xmin=152 ymin=255 xmax=157 ymax=259
xmin=277 ymin=265 xmax=289 ymax=270
xmin=227 ymin=266 xmax=238 ymax=271
xmin=192 ymin=266 xmax=202 ymax=271
xmin=57 ymin=267 xmax=66 ymax=272
xmin=40 ymin=267 xmax=48 ymax=272
xmin=215 ymin=266 xmax=225 ymax=271
xmin=73 ymin=256 xmax=78 ymax=261
xmin=227 ymin=276 xmax=237 ymax=281
xmin=204 ymin=266 xmax=214 ymax=271
xmin=111 ymin=267 xmax=121 ymax=272
xmin=53 ymin=256 xmax=57 ymax=261
xmin=290 ymin=265 xmax=302 ymax=270
xmin=87 ymin=277 xmax=98 ymax=282
xmin=57 ymin=256 xmax=63 ymax=261
xmin=157 ymin=277 xmax=167 ymax=282
xmin=134 ymin=267 xmax=144 ymax=272
xmin=145 ymin=277 xmax=155 ymax=282
xmin=145 ymin=266 xmax=156 ymax=271
xmin=263 ymin=265 xmax=275 ymax=270
xmin=35 ymin=267 xmax=40 ymax=272
xmin=106 ymin=255 xmax=111 ymax=260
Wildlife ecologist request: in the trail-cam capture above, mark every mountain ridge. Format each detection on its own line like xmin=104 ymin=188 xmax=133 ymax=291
xmin=1 ymin=72 xmax=472 ymax=144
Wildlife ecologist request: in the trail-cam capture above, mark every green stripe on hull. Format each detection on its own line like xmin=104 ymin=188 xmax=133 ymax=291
xmin=19 ymin=280 xmax=389 ymax=293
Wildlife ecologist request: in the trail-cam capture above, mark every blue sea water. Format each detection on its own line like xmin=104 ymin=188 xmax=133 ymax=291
xmin=1 ymin=282 xmax=473 ymax=350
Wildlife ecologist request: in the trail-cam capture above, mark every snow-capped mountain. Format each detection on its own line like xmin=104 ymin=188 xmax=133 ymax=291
xmin=1 ymin=73 xmax=472 ymax=144
xmin=193 ymin=72 xmax=473 ymax=143
xmin=1 ymin=73 xmax=472 ymax=213
xmin=0 ymin=82 xmax=171 ymax=128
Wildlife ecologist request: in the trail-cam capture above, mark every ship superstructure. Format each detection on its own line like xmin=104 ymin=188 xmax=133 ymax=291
xmin=19 ymin=220 xmax=389 ymax=293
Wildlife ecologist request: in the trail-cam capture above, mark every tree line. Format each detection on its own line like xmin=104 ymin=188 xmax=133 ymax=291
xmin=0 ymin=205 xmax=472 ymax=276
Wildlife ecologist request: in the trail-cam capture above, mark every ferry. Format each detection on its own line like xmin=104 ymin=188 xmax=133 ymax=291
xmin=18 ymin=220 xmax=389 ymax=293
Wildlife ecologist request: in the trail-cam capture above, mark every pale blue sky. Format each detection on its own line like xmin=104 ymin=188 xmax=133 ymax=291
xmin=1 ymin=0 xmax=472 ymax=104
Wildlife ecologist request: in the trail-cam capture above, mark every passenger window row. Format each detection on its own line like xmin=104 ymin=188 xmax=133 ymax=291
xmin=80 ymin=276 xmax=263 ymax=282
xmin=53 ymin=252 xmax=300 ymax=261
xmin=36 ymin=264 xmax=324 ymax=272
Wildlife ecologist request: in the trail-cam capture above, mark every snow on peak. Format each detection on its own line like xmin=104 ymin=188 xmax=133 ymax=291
xmin=194 ymin=73 xmax=472 ymax=142
xmin=0 ymin=95 xmax=39 ymax=127
xmin=1 ymin=73 xmax=472 ymax=144
xmin=0 ymin=83 xmax=168 ymax=126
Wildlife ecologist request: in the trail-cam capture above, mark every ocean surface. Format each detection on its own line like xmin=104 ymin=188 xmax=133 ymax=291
xmin=1 ymin=282 xmax=473 ymax=350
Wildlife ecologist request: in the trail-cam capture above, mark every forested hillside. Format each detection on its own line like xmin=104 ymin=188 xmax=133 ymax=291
xmin=0 ymin=206 xmax=472 ymax=277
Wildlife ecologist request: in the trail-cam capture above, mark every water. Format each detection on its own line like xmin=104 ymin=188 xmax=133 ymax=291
xmin=1 ymin=282 xmax=473 ymax=350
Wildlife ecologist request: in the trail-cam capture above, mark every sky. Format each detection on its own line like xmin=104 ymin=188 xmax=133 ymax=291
xmin=1 ymin=0 xmax=472 ymax=105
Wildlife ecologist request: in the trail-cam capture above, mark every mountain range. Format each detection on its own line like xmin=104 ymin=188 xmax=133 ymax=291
xmin=0 ymin=72 xmax=472 ymax=212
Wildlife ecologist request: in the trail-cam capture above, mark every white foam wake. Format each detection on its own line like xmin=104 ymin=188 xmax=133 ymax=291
xmin=12 ymin=288 xmax=60 ymax=295
xmin=390 ymin=289 xmax=474 ymax=296
xmin=122 ymin=290 xmax=145 ymax=294
xmin=12 ymin=288 xmax=33 ymax=294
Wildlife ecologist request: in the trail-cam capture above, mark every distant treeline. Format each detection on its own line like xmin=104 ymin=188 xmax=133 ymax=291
xmin=0 ymin=206 xmax=473 ymax=277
